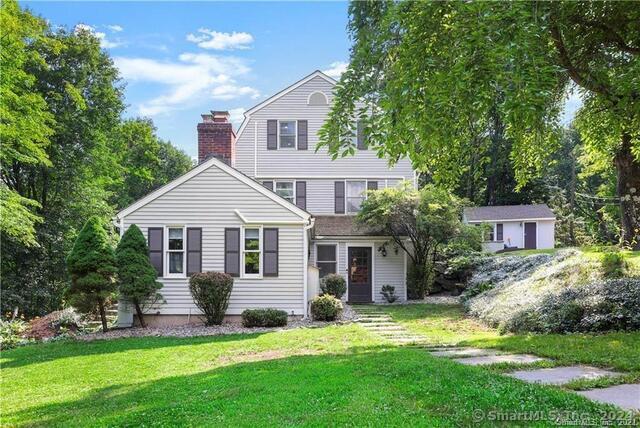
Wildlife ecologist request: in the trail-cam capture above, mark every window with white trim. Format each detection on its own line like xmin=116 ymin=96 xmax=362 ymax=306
xmin=167 ymin=227 xmax=185 ymax=275
xmin=243 ymin=228 xmax=261 ymax=276
xmin=278 ymin=121 xmax=296 ymax=149
xmin=316 ymin=245 xmax=337 ymax=278
xmin=275 ymin=181 xmax=294 ymax=203
xmin=346 ymin=181 xmax=366 ymax=214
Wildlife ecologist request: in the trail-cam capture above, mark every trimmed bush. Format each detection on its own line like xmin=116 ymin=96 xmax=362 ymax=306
xmin=189 ymin=272 xmax=234 ymax=326
xmin=310 ymin=295 xmax=343 ymax=321
xmin=320 ymin=274 xmax=346 ymax=299
xmin=380 ymin=285 xmax=398 ymax=303
xmin=241 ymin=308 xmax=288 ymax=327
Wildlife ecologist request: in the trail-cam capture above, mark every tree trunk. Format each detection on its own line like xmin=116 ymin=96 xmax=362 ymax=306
xmin=134 ymin=300 xmax=146 ymax=328
xmin=98 ymin=300 xmax=108 ymax=333
xmin=615 ymin=133 xmax=640 ymax=250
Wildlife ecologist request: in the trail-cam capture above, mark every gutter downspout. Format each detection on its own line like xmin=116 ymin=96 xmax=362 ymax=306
xmin=302 ymin=217 xmax=315 ymax=319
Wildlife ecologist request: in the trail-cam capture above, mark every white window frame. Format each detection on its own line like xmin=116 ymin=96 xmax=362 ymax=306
xmin=165 ymin=225 xmax=186 ymax=278
xmin=275 ymin=181 xmax=295 ymax=204
xmin=241 ymin=226 xmax=263 ymax=279
xmin=277 ymin=120 xmax=297 ymax=149
xmin=316 ymin=243 xmax=338 ymax=278
xmin=346 ymin=180 xmax=367 ymax=214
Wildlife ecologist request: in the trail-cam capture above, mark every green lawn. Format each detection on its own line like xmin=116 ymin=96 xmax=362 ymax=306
xmin=385 ymin=304 xmax=640 ymax=373
xmin=0 ymin=322 xmax=625 ymax=427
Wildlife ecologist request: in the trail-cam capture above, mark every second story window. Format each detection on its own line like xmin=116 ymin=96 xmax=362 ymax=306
xmin=346 ymin=181 xmax=366 ymax=214
xmin=279 ymin=121 xmax=297 ymax=149
xmin=275 ymin=182 xmax=294 ymax=203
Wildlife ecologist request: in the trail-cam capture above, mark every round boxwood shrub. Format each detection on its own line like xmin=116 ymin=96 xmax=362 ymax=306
xmin=241 ymin=308 xmax=288 ymax=327
xmin=310 ymin=295 xmax=343 ymax=321
xmin=188 ymin=272 xmax=234 ymax=326
xmin=320 ymin=273 xmax=346 ymax=299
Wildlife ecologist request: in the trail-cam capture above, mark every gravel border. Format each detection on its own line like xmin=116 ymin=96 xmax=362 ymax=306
xmin=75 ymin=303 xmax=358 ymax=342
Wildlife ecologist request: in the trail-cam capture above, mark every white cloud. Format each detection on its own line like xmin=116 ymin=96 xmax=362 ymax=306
xmin=186 ymin=28 xmax=253 ymax=50
xmin=107 ymin=24 xmax=123 ymax=33
xmin=74 ymin=23 xmax=123 ymax=49
xmin=228 ymin=107 xmax=246 ymax=126
xmin=561 ymin=88 xmax=583 ymax=125
xmin=114 ymin=53 xmax=258 ymax=116
xmin=323 ymin=61 xmax=348 ymax=79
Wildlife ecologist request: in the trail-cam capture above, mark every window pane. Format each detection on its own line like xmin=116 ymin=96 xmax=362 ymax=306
xmin=317 ymin=245 xmax=336 ymax=262
xmin=169 ymin=252 xmax=183 ymax=273
xmin=245 ymin=229 xmax=260 ymax=250
xmin=276 ymin=182 xmax=294 ymax=202
xmin=347 ymin=181 xmax=366 ymax=197
xmin=280 ymin=121 xmax=296 ymax=135
xmin=168 ymin=228 xmax=183 ymax=250
xmin=347 ymin=197 xmax=364 ymax=213
xmin=279 ymin=135 xmax=295 ymax=148
xmin=244 ymin=251 xmax=260 ymax=274
xmin=318 ymin=262 xmax=337 ymax=278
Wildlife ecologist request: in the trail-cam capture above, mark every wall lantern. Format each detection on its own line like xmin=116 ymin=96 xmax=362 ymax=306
xmin=378 ymin=244 xmax=387 ymax=257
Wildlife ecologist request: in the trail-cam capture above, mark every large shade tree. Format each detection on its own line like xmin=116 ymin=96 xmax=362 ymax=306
xmin=319 ymin=1 xmax=640 ymax=248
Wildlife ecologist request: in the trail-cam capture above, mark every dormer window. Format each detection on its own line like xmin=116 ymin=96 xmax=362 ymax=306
xmin=279 ymin=121 xmax=297 ymax=149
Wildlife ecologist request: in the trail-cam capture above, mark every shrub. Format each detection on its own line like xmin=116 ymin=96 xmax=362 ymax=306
xmin=0 ymin=319 xmax=29 ymax=350
xmin=310 ymin=295 xmax=343 ymax=321
xmin=320 ymin=274 xmax=346 ymax=299
xmin=241 ymin=308 xmax=288 ymax=327
xmin=26 ymin=308 xmax=85 ymax=340
xmin=380 ymin=285 xmax=398 ymax=303
xmin=461 ymin=281 xmax=493 ymax=302
xmin=189 ymin=272 xmax=234 ymax=326
xmin=116 ymin=224 xmax=164 ymax=328
xmin=600 ymin=250 xmax=627 ymax=278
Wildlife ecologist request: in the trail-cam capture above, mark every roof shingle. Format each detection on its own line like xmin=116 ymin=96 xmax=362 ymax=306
xmin=312 ymin=215 xmax=384 ymax=237
xmin=463 ymin=204 xmax=555 ymax=222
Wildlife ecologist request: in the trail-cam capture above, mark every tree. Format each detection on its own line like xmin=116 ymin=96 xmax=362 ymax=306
xmin=0 ymin=0 xmax=54 ymax=246
xmin=320 ymin=1 xmax=640 ymax=249
xmin=115 ymin=225 xmax=163 ymax=328
xmin=66 ymin=216 xmax=117 ymax=332
xmin=357 ymin=183 xmax=471 ymax=299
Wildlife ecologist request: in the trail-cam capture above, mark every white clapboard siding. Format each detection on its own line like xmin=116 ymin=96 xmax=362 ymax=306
xmin=122 ymin=163 xmax=306 ymax=315
xmin=235 ymin=75 xmax=414 ymax=179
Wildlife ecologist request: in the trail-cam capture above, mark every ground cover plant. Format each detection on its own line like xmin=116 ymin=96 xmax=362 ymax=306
xmin=1 ymin=322 xmax=625 ymax=427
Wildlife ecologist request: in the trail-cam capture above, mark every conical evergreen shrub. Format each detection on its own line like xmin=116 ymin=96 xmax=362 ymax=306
xmin=66 ymin=216 xmax=117 ymax=332
xmin=115 ymin=224 xmax=163 ymax=328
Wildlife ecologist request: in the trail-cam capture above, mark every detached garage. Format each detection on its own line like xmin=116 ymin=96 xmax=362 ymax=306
xmin=462 ymin=204 xmax=556 ymax=253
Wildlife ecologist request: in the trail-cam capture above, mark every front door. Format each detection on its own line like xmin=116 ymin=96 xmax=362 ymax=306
xmin=347 ymin=247 xmax=372 ymax=303
xmin=524 ymin=222 xmax=537 ymax=249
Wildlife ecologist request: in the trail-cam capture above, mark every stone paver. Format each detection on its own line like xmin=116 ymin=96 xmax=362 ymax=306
xmin=454 ymin=354 xmax=547 ymax=366
xmin=577 ymin=384 xmax=640 ymax=411
xmin=430 ymin=347 xmax=504 ymax=358
xmin=508 ymin=366 xmax=622 ymax=385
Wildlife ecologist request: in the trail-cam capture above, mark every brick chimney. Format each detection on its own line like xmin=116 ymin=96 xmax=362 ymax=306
xmin=197 ymin=111 xmax=236 ymax=165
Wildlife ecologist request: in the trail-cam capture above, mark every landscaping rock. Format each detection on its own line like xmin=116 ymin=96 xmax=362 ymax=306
xmin=577 ymin=384 xmax=640 ymax=412
xmin=507 ymin=366 xmax=622 ymax=385
xmin=454 ymin=354 xmax=547 ymax=366
xmin=430 ymin=347 xmax=503 ymax=358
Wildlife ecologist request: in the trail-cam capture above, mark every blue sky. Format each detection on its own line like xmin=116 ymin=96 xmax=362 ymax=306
xmin=22 ymin=1 xmax=351 ymax=157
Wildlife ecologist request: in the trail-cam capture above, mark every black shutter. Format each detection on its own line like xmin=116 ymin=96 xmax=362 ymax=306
xmin=496 ymin=223 xmax=504 ymax=241
xmin=186 ymin=228 xmax=202 ymax=276
xmin=263 ymin=228 xmax=278 ymax=277
xmin=367 ymin=181 xmax=378 ymax=191
xmin=148 ymin=227 xmax=163 ymax=277
xmin=263 ymin=181 xmax=273 ymax=191
xmin=297 ymin=120 xmax=308 ymax=150
xmin=224 ymin=228 xmax=240 ymax=277
xmin=267 ymin=120 xmax=277 ymax=150
xmin=296 ymin=181 xmax=306 ymax=210
xmin=334 ymin=181 xmax=345 ymax=214
xmin=356 ymin=121 xmax=366 ymax=150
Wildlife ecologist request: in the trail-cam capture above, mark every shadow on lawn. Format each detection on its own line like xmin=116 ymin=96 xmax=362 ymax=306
xmin=5 ymin=346 xmax=614 ymax=427
xmin=0 ymin=331 xmax=267 ymax=369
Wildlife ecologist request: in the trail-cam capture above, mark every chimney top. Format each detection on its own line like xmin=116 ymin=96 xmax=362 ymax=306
xmin=201 ymin=111 xmax=230 ymax=123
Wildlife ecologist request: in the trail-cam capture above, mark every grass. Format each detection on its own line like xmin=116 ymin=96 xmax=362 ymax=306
xmin=386 ymin=304 xmax=640 ymax=384
xmin=1 ymin=322 xmax=626 ymax=427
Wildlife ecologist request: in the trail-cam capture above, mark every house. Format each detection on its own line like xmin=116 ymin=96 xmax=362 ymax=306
xmin=116 ymin=71 xmax=415 ymax=327
xmin=462 ymin=204 xmax=556 ymax=253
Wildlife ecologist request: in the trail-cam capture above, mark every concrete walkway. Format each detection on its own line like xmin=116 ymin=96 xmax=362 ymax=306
xmin=353 ymin=306 xmax=639 ymax=412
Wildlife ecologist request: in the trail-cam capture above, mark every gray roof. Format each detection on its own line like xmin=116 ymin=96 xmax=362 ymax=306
xmin=463 ymin=204 xmax=555 ymax=222
xmin=313 ymin=216 xmax=384 ymax=237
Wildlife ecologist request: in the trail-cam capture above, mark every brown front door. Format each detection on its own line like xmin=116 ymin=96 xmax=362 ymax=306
xmin=524 ymin=222 xmax=537 ymax=249
xmin=348 ymin=247 xmax=372 ymax=303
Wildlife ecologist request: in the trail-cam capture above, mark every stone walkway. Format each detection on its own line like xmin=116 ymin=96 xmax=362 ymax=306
xmin=354 ymin=306 xmax=640 ymax=412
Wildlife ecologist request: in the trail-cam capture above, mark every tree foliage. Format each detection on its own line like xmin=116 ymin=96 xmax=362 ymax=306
xmin=115 ymin=225 xmax=163 ymax=328
xmin=66 ymin=217 xmax=117 ymax=332
xmin=320 ymin=1 xmax=640 ymax=248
